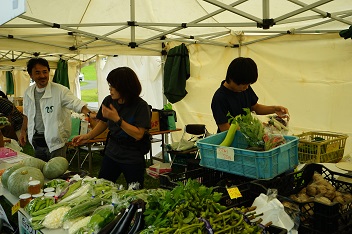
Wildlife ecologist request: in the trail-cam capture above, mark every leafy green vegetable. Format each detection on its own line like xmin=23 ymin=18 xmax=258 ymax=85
xmin=227 ymin=108 xmax=264 ymax=148
xmin=144 ymin=179 xmax=225 ymax=229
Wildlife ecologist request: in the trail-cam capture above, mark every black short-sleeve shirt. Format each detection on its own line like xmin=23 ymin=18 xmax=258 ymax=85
xmin=211 ymin=80 xmax=258 ymax=128
xmin=96 ymin=96 xmax=151 ymax=164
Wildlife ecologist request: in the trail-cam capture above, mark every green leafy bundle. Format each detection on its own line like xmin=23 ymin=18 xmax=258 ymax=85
xmin=228 ymin=108 xmax=264 ymax=148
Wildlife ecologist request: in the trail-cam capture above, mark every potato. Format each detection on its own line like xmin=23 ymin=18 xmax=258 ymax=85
xmin=315 ymin=196 xmax=332 ymax=205
xmin=333 ymin=195 xmax=345 ymax=204
xmin=306 ymin=184 xmax=317 ymax=196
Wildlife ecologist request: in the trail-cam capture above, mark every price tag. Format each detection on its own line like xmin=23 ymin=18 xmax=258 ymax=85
xmin=216 ymin=147 xmax=234 ymax=161
xmin=326 ymin=142 xmax=339 ymax=153
xmin=12 ymin=201 xmax=20 ymax=215
xmin=227 ymin=187 xmax=242 ymax=199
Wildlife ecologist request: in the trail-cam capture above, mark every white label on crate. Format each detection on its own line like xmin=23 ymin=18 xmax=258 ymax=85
xmin=18 ymin=212 xmax=43 ymax=234
xmin=216 ymin=147 xmax=234 ymax=161
xmin=326 ymin=142 xmax=339 ymax=154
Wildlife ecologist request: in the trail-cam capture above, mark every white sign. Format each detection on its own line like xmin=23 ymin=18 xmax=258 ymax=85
xmin=216 ymin=147 xmax=234 ymax=161
xmin=0 ymin=0 xmax=26 ymax=25
xmin=18 ymin=212 xmax=43 ymax=234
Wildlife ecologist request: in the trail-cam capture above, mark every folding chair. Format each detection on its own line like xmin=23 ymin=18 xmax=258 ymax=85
xmin=168 ymin=124 xmax=207 ymax=168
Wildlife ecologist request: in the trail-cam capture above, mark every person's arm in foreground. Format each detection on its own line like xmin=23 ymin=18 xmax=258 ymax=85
xmin=72 ymin=120 xmax=108 ymax=146
xmin=19 ymin=115 xmax=28 ymax=146
xmin=103 ymin=104 xmax=146 ymax=140
xmin=218 ymin=122 xmax=231 ymax=132
xmin=251 ymin=103 xmax=289 ymax=118
xmin=81 ymin=105 xmax=97 ymax=119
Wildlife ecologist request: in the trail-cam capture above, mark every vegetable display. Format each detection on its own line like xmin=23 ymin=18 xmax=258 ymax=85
xmin=1 ymin=163 xmax=24 ymax=189
xmin=18 ymin=171 xmax=314 ymax=233
xmin=22 ymin=157 xmax=46 ymax=171
xmin=7 ymin=166 xmax=45 ymax=197
xmin=42 ymin=156 xmax=69 ymax=179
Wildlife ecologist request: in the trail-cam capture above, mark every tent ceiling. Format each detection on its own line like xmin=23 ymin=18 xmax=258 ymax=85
xmin=0 ymin=0 xmax=351 ymax=67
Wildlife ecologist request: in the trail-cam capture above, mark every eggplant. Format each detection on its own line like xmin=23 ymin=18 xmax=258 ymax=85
xmin=110 ymin=202 xmax=138 ymax=234
xmin=127 ymin=199 xmax=146 ymax=234
xmin=98 ymin=208 xmax=126 ymax=234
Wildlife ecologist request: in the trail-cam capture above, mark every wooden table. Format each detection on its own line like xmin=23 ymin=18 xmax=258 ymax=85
xmin=149 ymin=128 xmax=182 ymax=164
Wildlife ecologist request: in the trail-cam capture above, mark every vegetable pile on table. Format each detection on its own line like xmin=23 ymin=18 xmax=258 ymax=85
xmin=19 ymin=174 xmax=279 ymax=234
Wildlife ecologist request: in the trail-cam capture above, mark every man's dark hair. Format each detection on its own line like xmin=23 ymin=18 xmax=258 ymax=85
xmin=27 ymin=58 xmax=50 ymax=75
xmin=225 ymin=57 xmax=258 ymax=85
xmin=107 ymin=67 xmax=142 ymax=104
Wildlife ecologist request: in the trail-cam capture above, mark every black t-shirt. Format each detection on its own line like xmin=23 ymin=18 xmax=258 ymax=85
xmin=211 ymin=80 xmax=258 ymax=128
xmin=96 ymin=96 xmax=151 ymax=164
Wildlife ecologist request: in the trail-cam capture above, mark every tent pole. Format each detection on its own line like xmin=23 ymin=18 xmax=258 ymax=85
xmin=274 ymin=0 xmax=333 ymax=23
xmin=288 ymin=0 xmax=352 ymax=25
xmin=263 ymin=0 xmax=269 ymax=19
xmin=130 ymin=0 xmax=136 ymax=46
xmin=203 ymin=0 xmax=262 ymax=23
xmin=138 ymin=0 xmax=248 ymax=46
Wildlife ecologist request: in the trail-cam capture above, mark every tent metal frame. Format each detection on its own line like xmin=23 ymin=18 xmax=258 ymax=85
xmin=0 ymin=0 xmax=351 ymax=64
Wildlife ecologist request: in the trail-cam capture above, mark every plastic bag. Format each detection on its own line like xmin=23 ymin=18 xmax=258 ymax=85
xmin=263 ymin=133 xmax=286 ymax=151
xmin=262 ymin=114 xmax=290 ymax=150
xmin=87 ymin=204 xmax=115 ymax=233
xmin=265 ymin=115 xmax=290 ymax=135
xmin=169 ymin=138 xmax=195 ymax=151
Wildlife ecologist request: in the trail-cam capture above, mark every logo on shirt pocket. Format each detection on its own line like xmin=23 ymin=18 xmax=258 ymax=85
xmin=45 ymin=106 xmax=54 ymax=113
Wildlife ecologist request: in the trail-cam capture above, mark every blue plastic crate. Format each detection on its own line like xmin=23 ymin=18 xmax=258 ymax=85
xmin=197 ymin=131 xmax=299 ymax=179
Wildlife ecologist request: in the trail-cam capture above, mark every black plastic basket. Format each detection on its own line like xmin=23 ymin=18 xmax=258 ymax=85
xmin=159 ymin=168 xmax=287 ymax=234
xmin=159 ymin=166 xmax=253 ymax=190
xmin=254 ymin=163 xmax=352 ymax=234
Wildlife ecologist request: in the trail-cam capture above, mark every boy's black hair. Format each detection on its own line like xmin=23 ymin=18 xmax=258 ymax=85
xmin=225 ymin=57 xmax=258 ymax=85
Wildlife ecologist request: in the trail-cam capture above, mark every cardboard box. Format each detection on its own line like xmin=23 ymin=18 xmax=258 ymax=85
xmin=150 ymin=111 xmax=160 ymax=132
xmin=146 ymin=163 xmax=172 ymax=178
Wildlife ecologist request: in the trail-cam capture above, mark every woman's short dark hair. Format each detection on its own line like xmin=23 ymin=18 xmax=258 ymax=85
xmin=107 ymin=67 xmax=142 ymax=103
xmin=27 ymin=58 xmax=50 ymax=75
xmin=225 ymin=57 xmax=258 ymax=85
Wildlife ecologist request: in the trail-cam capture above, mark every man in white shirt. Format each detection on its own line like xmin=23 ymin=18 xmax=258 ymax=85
xmin=19 ymin=58 xmax=96 ymax=161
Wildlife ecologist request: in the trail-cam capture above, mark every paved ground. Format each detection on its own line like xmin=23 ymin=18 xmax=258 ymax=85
xmin=80 ymin=80 xmax=97 ymax=90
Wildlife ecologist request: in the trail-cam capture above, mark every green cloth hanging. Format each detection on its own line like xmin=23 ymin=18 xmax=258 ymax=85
xmin=53 ymin=58 xmax=70 ymax=89
xmin=339 ymin=25 xmax=352 ymax=39
xmin=6 ymin=71 xmax=14 ymax=95
xmin=163 ymin=43 xmax=190 ymax=103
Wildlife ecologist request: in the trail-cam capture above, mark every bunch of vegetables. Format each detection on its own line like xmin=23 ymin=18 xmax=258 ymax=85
xmin=220 ymin=108 xmax=264 ymax=149
xmin=0 ymin=116 xmax=10 ymax=126
xmin=141 ymin=180 xmax=270 ymax=234
xmin=26 ymin=175 xmax=163 ymax=233
xmin=142 ymin=179 xmax=227 ymax=232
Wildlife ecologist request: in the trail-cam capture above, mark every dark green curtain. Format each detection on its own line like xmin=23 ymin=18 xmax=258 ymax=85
xmin=163 ymin=43 xmax=190 ymax=103
xmin=6 ymin=71 xmax=14 ymax=95
xmin=339 ymin=25 xmax=352 ymax=40
xmin=53 ymin=58 xmax=70 ymax=89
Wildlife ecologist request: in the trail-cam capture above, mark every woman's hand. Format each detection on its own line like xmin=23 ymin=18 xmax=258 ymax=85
xmin=72 ymin=134 xmax=90 ymax=146
xmin=102 ymin=104 xmax=120 ymax=122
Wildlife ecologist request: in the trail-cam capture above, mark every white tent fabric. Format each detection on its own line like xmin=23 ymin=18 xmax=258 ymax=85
xmin=0 ymin=0 xmax=352 ymax=156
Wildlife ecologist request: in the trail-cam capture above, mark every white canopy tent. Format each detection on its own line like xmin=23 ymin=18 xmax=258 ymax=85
xmin=0 ymin=0 xmax=352 ymax=155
